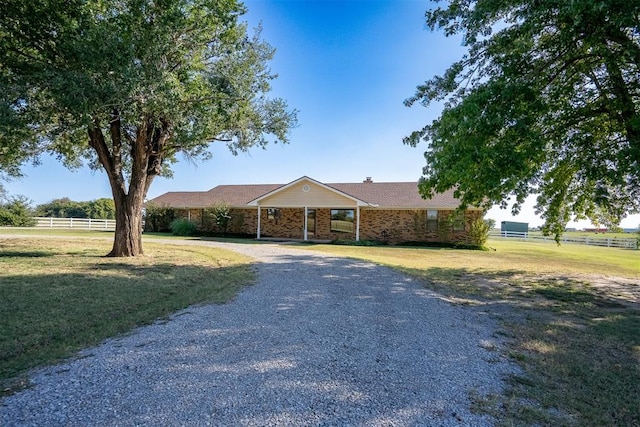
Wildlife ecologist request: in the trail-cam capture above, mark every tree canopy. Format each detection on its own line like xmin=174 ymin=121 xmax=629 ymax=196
xmin=405 ymin=0 xmax=640 ymax=239
xmin=0 ymin=0 xmax=297 ymax=255
xmin=34 ymin=197 xmax=116 ymax=219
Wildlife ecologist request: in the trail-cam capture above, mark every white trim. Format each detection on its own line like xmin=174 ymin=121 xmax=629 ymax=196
xmin=304 ymin=206 xmax=308 ymax=241
xmin=257 ymin=206 xmax=261 ymax=239
xmin=356 ymin=206 xmax=360 ymax=241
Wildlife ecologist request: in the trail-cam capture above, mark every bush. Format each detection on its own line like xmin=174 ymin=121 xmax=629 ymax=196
xmin=212 ymin=202 xmax=231 ymax=235
xmin=144 ymin=203 xmax=177 ymax=232
xmin=467 ymin=218 xmax=491 ymax=248
xmin=170 ymin=218 xmax=197 ymax=236
xmin=0 ymin=196 xmax=36 ymax=227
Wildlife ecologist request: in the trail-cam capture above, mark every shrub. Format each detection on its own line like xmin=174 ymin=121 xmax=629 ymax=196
xmin=467 ymin=218 xmax=491 ymax=248
xmin=0 ymin=196 xmax=36 ymax=227
xmin=170 ymin=218 xmax=197 ymax=236
xmin=212 ymin=202 xmax=231 ymax=235
xmin=144 ymin=203 xmax=177 ymax=232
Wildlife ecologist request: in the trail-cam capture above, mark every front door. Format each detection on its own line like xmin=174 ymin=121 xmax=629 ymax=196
xmin=306 ymin=209 xmax=316 ymax=239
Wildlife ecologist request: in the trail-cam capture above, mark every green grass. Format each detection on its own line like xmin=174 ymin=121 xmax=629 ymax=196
xmin=1 ymin=230 xmax=638 ymax=424
xmin=0 ymin=236 xmax=254 ymax=394
xmin=0 ymin=227 xmax=116 ymax=237
xmin=297 ymin=239 xmax=640 ymax=426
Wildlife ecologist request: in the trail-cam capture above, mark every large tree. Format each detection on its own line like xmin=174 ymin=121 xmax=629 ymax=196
xmin=405 ymin=0 xmax=640 ymax=239
xmin=0 ymin=0 xmax=296 ymax=256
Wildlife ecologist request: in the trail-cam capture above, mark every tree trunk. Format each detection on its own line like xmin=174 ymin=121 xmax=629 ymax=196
xmin=88 ymin=113 xmax=167 ymax=257
xmin=108 ymin=186 xmax=145 ymax=257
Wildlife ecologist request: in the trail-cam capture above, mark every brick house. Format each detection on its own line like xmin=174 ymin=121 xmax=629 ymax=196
xmin=146 ymin=176 xmax=484 ymax=244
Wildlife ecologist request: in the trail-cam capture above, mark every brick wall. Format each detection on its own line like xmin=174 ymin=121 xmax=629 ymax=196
xmin=359 ymin=209 xmax=484 ymax=244
xmin=177 ymin=206 xmax=483 ymax=244
xmin=260 ymin=208 xmax=304 ymax=238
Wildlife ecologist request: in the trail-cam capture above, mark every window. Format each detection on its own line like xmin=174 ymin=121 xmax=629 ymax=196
xmin=452 ymin=212 xmax=465 ymax=231
xmin=330 ymin=209 xmax=355 ymax=233
xmin=426 ymin=210 xmax=438 ymax=232
xmin=267 ymin=208 xmax=280 ymax=220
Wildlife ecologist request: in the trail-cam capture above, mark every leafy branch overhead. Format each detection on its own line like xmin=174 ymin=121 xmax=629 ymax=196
xmin=406 ymin=0 xmax=639 ymax=240
xmin=0 ymin=0 xmax=297 ymax=256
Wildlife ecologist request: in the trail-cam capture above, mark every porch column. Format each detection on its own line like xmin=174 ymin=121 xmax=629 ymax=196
xmin=356 ymin=206 xmax=360 ymax=241
xmin=304 ymin=206 xmax=308 ymax=241
xmin=257 ymin=205 xmax=261 ymax=239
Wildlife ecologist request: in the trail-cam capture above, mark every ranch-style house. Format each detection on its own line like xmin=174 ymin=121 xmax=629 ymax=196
xmin=146 ymin=176 xmax=484 ymax=244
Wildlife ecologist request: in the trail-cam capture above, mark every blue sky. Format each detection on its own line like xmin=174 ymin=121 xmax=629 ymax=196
xmin=4 ymin=0 xmax=639 ymax=229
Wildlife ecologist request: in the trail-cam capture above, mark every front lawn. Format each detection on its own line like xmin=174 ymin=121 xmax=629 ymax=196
xmin=0 ymin=237 xmax=254 ymax=394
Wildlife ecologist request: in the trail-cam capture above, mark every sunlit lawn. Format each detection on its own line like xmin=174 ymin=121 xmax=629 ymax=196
xmin=0 ymin=236 xmax=254 ymax=394
xmin=298 ymin=238 xmax=639 ymax=277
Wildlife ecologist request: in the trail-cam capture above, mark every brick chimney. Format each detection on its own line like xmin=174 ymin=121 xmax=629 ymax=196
xmin=363 ymin=177 xmax=373 ymax=183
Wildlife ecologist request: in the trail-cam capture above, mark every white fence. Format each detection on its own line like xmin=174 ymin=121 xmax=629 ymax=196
xmin=490 ymin=231 xmax=638 ymax=249
xmin=33 ymin=217 xmax=116 ymax=230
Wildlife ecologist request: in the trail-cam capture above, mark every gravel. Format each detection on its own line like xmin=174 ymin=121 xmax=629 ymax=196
xmin=1 ymin=241 xmax=518 ymax=426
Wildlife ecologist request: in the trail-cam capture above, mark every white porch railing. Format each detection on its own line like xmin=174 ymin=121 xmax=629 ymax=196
xmin=490 ymin=231 xmax=638 ymax=249
xmin=32 ymin=217 xmax=116 ymax=230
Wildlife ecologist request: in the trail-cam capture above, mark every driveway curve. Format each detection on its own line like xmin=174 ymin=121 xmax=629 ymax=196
xmin=1 ymin=240 xmax=516 ymax=426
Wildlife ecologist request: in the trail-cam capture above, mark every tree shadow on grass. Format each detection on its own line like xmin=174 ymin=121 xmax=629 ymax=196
xmin=401 ymin=266 xmax=640 ymax=426
xmin=0 ymin=261 xmax=253 ymax=395
xmin=0 ymin=251 xmax=54 ymax=258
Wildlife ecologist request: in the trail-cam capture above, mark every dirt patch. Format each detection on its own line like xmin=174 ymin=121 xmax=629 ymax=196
xmin=573 ymin=274 xmax=640 ymax=308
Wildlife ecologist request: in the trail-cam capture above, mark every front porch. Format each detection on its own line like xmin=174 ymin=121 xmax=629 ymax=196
xmin=249 ymin=177 xmax=371 ymax=242
xmin=255 ymin=206 xmax=363 ymax=242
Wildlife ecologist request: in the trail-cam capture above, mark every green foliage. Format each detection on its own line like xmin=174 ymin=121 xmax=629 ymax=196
xmin=170 ymin=218 xmax=197 ymax=236
xmin=211 ymin=202 xmax=232 ymax=235
xmin=0 ymin=0 xmax=297 ymax=171
xmin=0 ymin=195 xmax=35 ymax=226
xmin=144 ymin=204 xmax=177 ymax=232
xmin=0 ymin=0 xmax=297 ymax=255
xmin=467 ymin=218 xmax=491 ymax=248
xmin=636 ymin=226 xmax=640 ymax=250
xmin=34 ymin=197 xmax=115 ymax=219
xmin=85 ymin=198 xmax=116 ymax=219
xmin=406 ymin=0 xmax=640 ymax=242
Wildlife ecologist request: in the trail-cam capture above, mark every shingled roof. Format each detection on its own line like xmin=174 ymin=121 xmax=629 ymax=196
xmin=147 ymin=177 xmax=469 ymax=209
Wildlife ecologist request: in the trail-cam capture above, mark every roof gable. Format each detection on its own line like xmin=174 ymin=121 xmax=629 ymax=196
xmin=247 ymin=176 xmax=368 ymax=207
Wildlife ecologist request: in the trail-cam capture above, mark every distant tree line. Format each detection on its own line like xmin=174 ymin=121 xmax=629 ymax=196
xmin=33 ymin=197 xmax=116 ymax=219
xmin=0 ymin=186 xmax=116 ymax=226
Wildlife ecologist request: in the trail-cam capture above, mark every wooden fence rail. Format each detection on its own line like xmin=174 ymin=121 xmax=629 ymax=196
xmin=489 ymin=231 xmax=638 ymax=249
xmin=32 ymin=217 xmax=116 ymax=230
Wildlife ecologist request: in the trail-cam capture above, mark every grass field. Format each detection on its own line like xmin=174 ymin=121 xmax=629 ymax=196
xmin=1 ymin=230 xmax=638 ymax=425
xmin=298 ymin=239 xmax=640 ymax=426
xmin=0 ymin=236 xmax=254 ymax=395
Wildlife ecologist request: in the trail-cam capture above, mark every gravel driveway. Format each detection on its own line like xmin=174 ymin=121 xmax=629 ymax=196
xmin=1 ymin=241 xmax=516 ymax=426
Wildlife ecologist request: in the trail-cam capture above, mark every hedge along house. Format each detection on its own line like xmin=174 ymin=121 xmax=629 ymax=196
xmin=146 ymin=176 xmax=484 ymax=244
